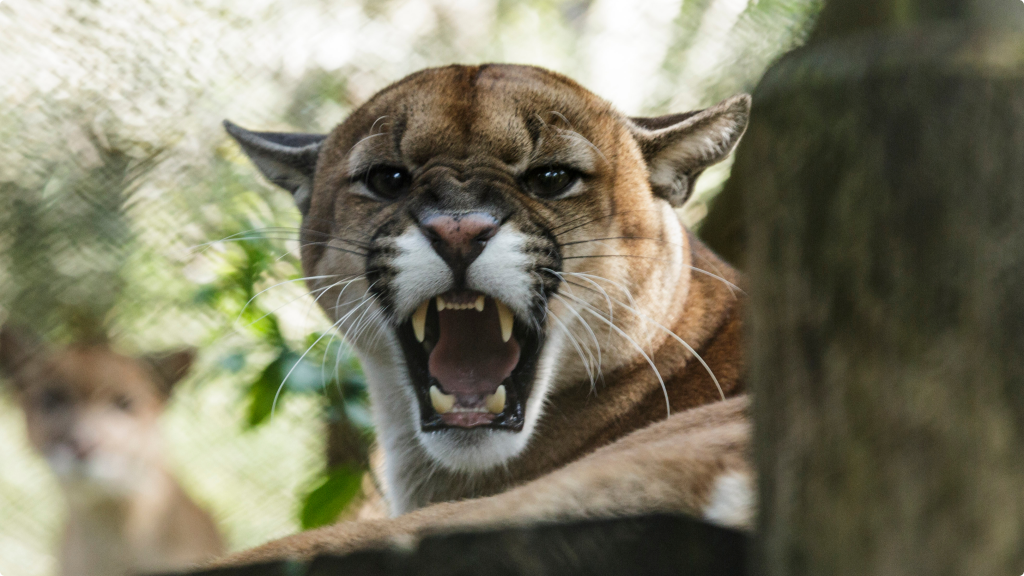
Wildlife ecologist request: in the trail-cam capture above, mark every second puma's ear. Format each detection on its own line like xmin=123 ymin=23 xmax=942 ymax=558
xmin=223 ymin=120 xmax=327 ymax=216
xmin=0 ymin=324 xmax=45 ymax=392
xmin=142 ymin=348 xmax=197 ymax=398
xmin=630 ymin=94 xmax=751 ymax=207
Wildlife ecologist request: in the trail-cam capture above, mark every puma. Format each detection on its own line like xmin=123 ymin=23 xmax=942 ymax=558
xmin=219 ymin=63 xmax=752 ymax=563
xmin=0 ymin=327 xmax=225 ymax=576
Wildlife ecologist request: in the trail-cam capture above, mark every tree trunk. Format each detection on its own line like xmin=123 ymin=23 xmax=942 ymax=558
xmin=739 ymin=15 xmax=1024 ymax=576
xmin=698 ymin=0 xmax=1024 ymax=269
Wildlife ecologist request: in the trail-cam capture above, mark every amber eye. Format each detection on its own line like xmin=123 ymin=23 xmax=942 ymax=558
xmin=525 ymin=166 xmax=580 ymax=198
xmin=364 ymin=166 xmax=411 ymax=200
xmin=39 ymin=388 xmax=69 ymax=413
xmin=113 ymin=394 xmax=134 ymax=413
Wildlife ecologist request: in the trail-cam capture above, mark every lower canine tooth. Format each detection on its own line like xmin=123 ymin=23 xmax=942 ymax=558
xmin=495 ymin=300 xmax=514 ymax=342
xmin=430 ymin=385 xmax=455 ymax=414
xmin=485 ymin=385 xmax=506 ymax=414
xmin=411 ymin=300 xmax=429 ymax=342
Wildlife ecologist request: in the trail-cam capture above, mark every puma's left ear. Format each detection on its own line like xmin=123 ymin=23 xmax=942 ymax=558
xmin=223 ymin=120 xmax=326 ymax=216
xmin=630 ymin=94 xmax=751 ymax=207
xmin=0 ymin=324 xmax=43 ymax=382
xmin=143 ymin=348 xmax=197 ymax=398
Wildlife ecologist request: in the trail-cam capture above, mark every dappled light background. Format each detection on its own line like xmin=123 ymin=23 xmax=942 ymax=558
xmin=0 ymin=0 xmax=820 ymax=574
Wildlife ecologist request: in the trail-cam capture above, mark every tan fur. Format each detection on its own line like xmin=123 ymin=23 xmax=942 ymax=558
xmin=223 ymin=396 xmax=748 ymax=563
xmin=0 ymin=331 xmax=224 ymax=576
xmin=221 ymin=64 xmax=752 ymax=566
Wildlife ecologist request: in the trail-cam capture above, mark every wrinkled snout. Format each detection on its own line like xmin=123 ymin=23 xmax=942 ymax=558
xmin=418 ymin=212 xmax=499 ymax=280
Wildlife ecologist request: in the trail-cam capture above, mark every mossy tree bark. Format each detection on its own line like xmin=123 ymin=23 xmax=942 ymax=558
xmin=735 ymin=2 xmax=1024 ymax=574
xmin=699 ymin=0 xmax=1024 ymax=268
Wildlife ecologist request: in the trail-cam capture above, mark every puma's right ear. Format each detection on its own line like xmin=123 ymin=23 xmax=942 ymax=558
xmin=223 ymin=120 xmax=327 ymax=216
xmin=142 ymin=348 xmax=197 ymax=398
xmin=630 ymin=94 xmax=751 ymax=207
xmin=0 ymin=324 xmax=43 ymax=388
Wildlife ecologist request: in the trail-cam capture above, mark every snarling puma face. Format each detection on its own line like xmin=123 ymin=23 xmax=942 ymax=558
xmin=227 ymin=64 xmax=748 ymax=476
xmin=0 ymin=327 xmax=193 ymax=498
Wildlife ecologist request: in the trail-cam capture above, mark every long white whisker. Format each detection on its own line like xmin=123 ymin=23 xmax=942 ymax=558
xmin=335 ymin=281 xmax=384 ymax=346
xmin=554 ymin=293 xmax=671 ymax=417
xmin=560 ymin=235 xmax=743 ymax=297
xmin=328 ymin=280 xmax=381 ymax=381
xmin=548 ymin=309 xmax=597 ymax=391
xmin=563 ymin=272 xmax=725 ymax=401
xmin=235 ymin=274 xmax=349 ymax=324
xmin=332 ymin=276 xmax=372 ymax=315
xmin=546 ymin=268 xmax=616 ymax=348
xmin=319 ymin=279 xmax=375 ymax=394
xmin=556 ymin=131 xmax=608 ymax=165
xmin=302 ymin=275 xmax=366 ymax=340
xmin=242 ymin=279 xmax=350 ymax=329
xmin=270 ymin=296 xmax=374 ymax=421
xmin=546 ymin=110 xmax=609 ymax=165
xmin=346 ymin=302 xmax=382 ymax=344
xmin=569 ymin=271 xmax=641 ymax=313
xmin=363 ymin=308 xmax=392 ymax=349
xmin=549 ymin=279 xmax=603 ymax=376
xmin=347 ymin=129 xmax=387 ymax=155
xmin=688 ymin=266 xmax=743 ymax=298
xmin=188 ymin=230 xmax=284 ymax=252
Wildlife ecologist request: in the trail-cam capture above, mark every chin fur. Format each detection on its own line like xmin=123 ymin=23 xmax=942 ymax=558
xmin=416 ymin=427 xmax=528 ymax=473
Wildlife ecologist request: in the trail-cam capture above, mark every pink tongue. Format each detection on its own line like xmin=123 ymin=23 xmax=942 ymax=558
xmin=428 ymin=302 xmax=519 ymax=397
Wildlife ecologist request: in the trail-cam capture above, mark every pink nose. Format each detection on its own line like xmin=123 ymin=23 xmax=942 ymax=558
xmin=419 ymin=213 xmax=499 ymax=273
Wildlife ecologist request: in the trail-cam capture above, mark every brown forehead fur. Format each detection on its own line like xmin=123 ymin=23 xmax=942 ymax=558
xmin=302 ymin=64 xmax=652 ymax=275
xmin=341 ymin=64 xmax=616 ymax=164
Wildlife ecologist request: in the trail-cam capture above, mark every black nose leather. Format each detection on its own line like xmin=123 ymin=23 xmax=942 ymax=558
xmin=419 ymin=212 xmax=499 ymax=280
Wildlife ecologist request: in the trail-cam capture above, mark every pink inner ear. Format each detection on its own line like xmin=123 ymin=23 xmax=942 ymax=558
xmin=428 ymin=303 xmax=519 ymax=397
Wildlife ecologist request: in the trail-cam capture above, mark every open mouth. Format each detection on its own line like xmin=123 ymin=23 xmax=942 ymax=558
xmin=396 ymin=291 xmax=544 ymax=432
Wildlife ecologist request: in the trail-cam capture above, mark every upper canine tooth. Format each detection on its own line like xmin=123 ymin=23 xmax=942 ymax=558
xmin=485 ymin=385 xmax=506 ymax=414
xmin=474 ymin=295 xmax=485 ymax=312
xmin=429 ymin=385 xmax=455 ymax=414
xmin=496 ymin=300 xmax=514 ymax=342
xmin=436 ymin=296 xmax=446 ymax=312
xmin=411 ymin=300 xmax=429 ymax=342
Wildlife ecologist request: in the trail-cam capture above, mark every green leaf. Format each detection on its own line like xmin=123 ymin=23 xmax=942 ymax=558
xmin=299 ymin=466 xmax=363 ymax=530
xmin=245 ymin=352 xmax=288 ymax=429
xmin=237 ymin=304 xmax=284 ymax=345
xmin=246 ymin=349 xmax=333 ymax=428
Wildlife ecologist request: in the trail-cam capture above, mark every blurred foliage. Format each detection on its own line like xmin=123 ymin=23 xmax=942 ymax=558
xmin=0 ymin=0 xmax=823 ymax=572
xmin=300 ymin=465 xmax=365 ymax=530
xmin=189 ymin=158 xmax=373 ymax=521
